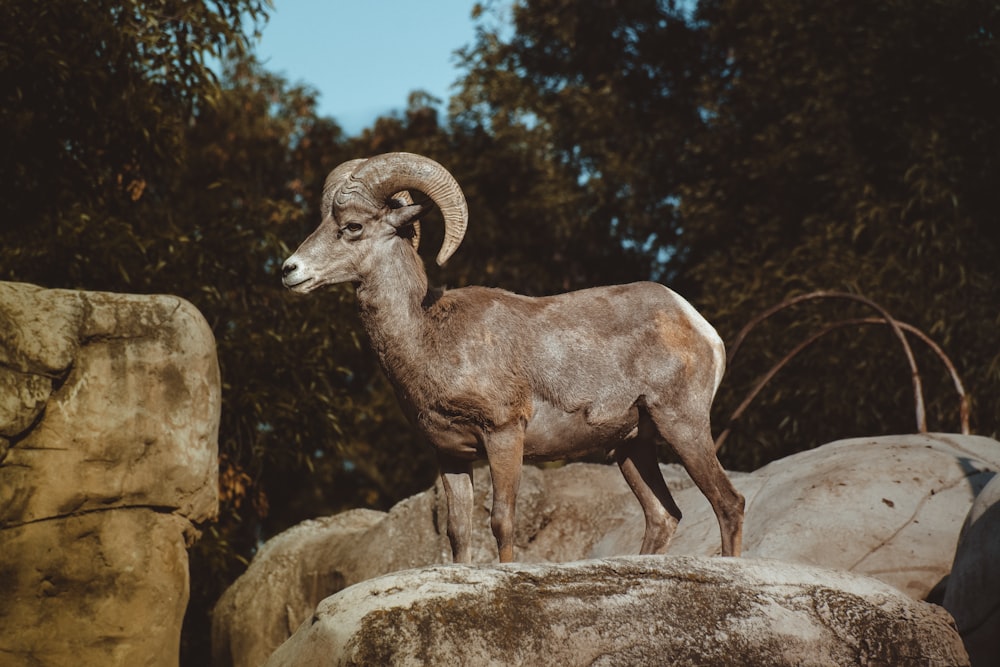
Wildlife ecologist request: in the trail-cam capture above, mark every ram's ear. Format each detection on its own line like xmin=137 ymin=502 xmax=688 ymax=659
xmin=385 ymin=201 xmax=434 ymax=230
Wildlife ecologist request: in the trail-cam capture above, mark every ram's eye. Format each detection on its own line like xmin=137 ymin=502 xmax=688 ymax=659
xmin=344 ymin=222 xmax=363 ymax=234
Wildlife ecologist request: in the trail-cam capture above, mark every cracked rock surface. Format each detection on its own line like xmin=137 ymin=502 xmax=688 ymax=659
xmin=666 ymin=433 xmax=1000 ymax=600
xmin=0 ymin=281 xmax=220 ymax=666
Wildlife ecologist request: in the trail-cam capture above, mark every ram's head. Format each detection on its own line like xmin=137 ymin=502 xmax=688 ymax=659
xmin=281 ymin=152 xmax=468 ymax=292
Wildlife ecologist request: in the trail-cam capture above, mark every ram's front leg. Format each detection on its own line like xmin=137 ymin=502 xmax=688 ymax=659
xmin=438 ymin=455 xmax=474 ymax=563
xmin=484 ymin=424 xmax=525 ymax=563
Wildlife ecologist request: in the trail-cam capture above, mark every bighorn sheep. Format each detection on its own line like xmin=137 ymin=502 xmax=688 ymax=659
xmin=282 ymin=152 xmax=744 ymax=562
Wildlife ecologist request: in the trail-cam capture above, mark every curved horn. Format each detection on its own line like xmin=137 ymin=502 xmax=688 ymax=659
xmin=338 ymin=152 xmax=468 ymax=265
xmin=321 ymin=158 xmax=367 ymax=216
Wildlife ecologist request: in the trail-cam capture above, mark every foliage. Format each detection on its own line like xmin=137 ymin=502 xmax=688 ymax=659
xmin=0 ymin=0 xmax=268 ymax=233
xmin=458 ymin=0 xmax=1000 ymax=470
xmin=680 ymin=0 xmax=1000 ymax=468
xmin=453 ymin=0 xmax=707 ymax=286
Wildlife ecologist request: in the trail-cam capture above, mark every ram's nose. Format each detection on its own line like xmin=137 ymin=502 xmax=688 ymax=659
xmin=281 ymin=258 xmax=306 ymax=289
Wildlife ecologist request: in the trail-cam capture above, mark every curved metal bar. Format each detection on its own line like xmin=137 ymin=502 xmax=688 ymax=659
xmin=715 ymin=315 xmax=970 ymax=452
xmin=721 ymin=291 xmax=926 ymax=438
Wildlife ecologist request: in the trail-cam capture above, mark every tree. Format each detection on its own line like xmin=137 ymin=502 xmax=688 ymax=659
xmin=451 ymin=0 xmax=705 ymax=289
xmin=0 ymin=0 xmax=268 ymax=240
xmin=680 ymin=0 xmax=1000 ymax=468
xmin=452 ymin=0 xmax=1000 ymax=471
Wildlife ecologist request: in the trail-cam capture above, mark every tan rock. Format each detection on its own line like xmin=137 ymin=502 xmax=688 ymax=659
xmin=264 ymin=556 xmax=969 ymax=667
xmin=212 ymin=509 xmax=386 ymax=667
xmin=0 ymin=283 xmax=220 ymax=525
xmin=0 ymin=509 xmax=193 ymax=665
xmin=0 ymin=281 xmax=220 ymax=666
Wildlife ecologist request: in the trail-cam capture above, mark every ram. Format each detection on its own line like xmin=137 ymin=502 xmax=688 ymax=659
xmin=282 ymin=152 xmax=744 ymax=562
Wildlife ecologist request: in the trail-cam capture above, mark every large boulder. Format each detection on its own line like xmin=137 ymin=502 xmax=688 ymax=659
xmin=212 ymin=509 xmax=386 ymax=667
xmin=264 ymin=555 xmax=969 ymax=667
xmin=943 ymin=472 xmax=1000 ymax=666
xmin=214 ymin=433 xmax=997 ymax=666
xmin=0 ymin=282 xmax=220 ymax=667
xmin=666 ymin=433 xmax=1000 ymax=599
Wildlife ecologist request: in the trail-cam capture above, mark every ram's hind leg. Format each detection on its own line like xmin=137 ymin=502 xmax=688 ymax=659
xmin=649 ymin=406 xmax=744 ymax=556
xmin=615 ymin=436 xmax=683 ymax=554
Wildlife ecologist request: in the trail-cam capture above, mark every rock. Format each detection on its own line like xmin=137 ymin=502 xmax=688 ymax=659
xmin=2 ymin=510 xmax=193 ymax=664
xmin=665 ymin=433 xmax=1000 ymax=599
xmin=0 ymin=281 xmax=220 ymax=667
xmin=212 ymin=509 xmax=386 ymax=667
xmin=516 ymin=461 xmax=704 ymax=561
xmin=264 ymin=555 xmax=969 ymax=667
xmin=211 ymin=466 xmax=552 ymax=666
xmin=943 ymin=472 xmax=1000 ymax=666
xmin=216 ymin=434 xmax=997 ymax=666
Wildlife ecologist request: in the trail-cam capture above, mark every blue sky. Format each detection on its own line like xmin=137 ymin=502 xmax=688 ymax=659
xmin=251 ymin=1 xmax=487 ymax=135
